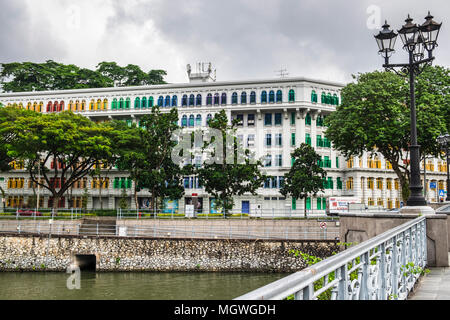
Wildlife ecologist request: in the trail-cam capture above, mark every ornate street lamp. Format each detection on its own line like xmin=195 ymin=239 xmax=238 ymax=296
xmin=437 ymin=133 xmax=450 ymax=202
xmin=374 ymin=13 xmax=442 ymax=207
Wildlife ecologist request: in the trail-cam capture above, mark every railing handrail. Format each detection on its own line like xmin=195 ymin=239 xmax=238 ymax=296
xmin=234 ymin=215 xmax=426 ymax=300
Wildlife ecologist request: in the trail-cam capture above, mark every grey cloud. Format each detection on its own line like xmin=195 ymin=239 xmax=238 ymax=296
xmin=0 ymin=0 xmax=67 ymax=64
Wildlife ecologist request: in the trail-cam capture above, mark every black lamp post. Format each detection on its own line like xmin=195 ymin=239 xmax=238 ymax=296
xmin=374 ymin=12 xmax=442 ymax=207
xmin=437 ymin=133 xmax=450 ymax=202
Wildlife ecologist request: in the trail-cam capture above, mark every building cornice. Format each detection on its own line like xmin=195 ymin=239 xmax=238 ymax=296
xmin=0 ymin=76 xmax=346 ymax=99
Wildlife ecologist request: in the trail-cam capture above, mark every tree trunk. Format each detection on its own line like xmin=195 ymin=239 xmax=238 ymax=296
xmin=52 ymin=194 xmax=60 ymax=216
xmin=0 ymin=186 xmax=5 ymax=212
xmin=133 ymin=179 xmax=138 ymax=210
xmin=304 ymin=198 xmax=307 ymax=219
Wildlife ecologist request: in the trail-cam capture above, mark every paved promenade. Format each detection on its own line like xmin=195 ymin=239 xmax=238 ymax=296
xmin=410 ymin=255 xmax=450 ymax=300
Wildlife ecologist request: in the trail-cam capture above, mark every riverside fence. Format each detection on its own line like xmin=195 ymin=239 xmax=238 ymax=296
xmin=0 ymin=219 xmax=340 ymax=240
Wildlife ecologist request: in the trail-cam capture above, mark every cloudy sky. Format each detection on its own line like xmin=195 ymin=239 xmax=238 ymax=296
xmin=0 ymin=0 xmax=448 ymax=85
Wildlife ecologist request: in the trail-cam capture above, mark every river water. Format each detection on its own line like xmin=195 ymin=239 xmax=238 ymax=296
xmin=0 ymin=272 xmax=289 ymax=300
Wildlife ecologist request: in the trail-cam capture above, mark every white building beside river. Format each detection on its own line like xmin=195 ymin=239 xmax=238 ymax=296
xmin=0 ymin=64 xmax=447 ymax=214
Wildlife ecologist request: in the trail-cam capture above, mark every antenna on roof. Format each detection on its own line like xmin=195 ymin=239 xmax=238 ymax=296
xmin=275 ymin=67 xmax=289 ymax=78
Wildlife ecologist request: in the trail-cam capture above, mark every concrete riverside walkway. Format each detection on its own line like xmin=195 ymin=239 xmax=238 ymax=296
xmin=410 ymin=255 xmax=450 ymax=300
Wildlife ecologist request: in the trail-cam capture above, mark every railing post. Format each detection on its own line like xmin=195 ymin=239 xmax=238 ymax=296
xmin=379 ymin=242 xmax=386 ymax=300
xmin=360 ymin=252 xmax=370 ymax=300
xmin=337 ymin=264 xmax=349 ymax=300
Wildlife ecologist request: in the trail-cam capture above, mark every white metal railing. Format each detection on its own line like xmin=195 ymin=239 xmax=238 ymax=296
xmin=235 ymin=216 xmax=427 ymax=300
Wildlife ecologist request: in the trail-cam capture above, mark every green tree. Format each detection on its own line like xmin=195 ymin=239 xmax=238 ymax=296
xmin=0 ymin=107 xmax=36 ymax=208
xmin=280 ymin=144 xmax=327 ymax=218
xmin=0 ymin=60 xmax=167 ymax=92
xmin=6 ymin=111 xmax=117 ymax=212
xmin=96 ymin=61 xmax=167 ymax=87
xmin=197 ymin=110 xmax=266 ymax=215
xmin=325 ymin=68 xmax=448 ymax=201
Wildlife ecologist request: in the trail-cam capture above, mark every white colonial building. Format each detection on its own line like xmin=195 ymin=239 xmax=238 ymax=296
xmin=0 ymin=64 xmax=447 ymax=214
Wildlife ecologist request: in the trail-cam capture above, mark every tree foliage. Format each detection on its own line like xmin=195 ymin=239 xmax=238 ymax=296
xmin=325 ymin=67 xmax=449 ymax=201
xmin=197 ymin=110 xmax=266 ymax=214
xmin=113 ymin=107 xmax=186 ymax=210
xmin=5 ymin=111 xmax=117 ymax=211
xmin=280 ymin=144 xmax=327 ymax=217
xmin=0 ymin=60 xmax=167 ymax=92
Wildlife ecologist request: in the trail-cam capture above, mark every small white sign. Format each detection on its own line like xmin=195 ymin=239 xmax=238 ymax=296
xmin=185 ymin=205 xmax=195 ymax=218
xmin=118 ymin=227 xmax=127 ymax=237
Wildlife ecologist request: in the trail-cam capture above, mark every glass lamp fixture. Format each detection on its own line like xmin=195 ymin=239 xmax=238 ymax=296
xmin=374 ymin=21 xmax=398 ymax=59
xmin=419 ymin=11 xmax=442 ymax=53
xmin=398 ymin=15 xmax=420 ymax=52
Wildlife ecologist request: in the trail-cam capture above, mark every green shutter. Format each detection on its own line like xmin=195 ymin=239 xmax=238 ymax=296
xmin=306 ymin=133 xmax=311 ymax=146
xmin=291 ymin=133 xmax=296 ymax=146
xmin=292 ymin=198 xmax=296 ymax=210
xmin=290 ymin=112 xmax=296 ymax=125
xmin=317 ymin=198 xmax=322 ymax=210
xmin=306 ymin=198 xmax=311 ymax=210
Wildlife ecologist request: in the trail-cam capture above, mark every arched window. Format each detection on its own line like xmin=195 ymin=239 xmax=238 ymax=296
xmin=119 ymin=98 xmax=124 ymax=109
xmin=181 ymin=115 xmax=188 ymax=127
xmin=81 ymin=100 xmax=86 ymax=111
xmin=182 ymin=95 xmax=188 ymax=106
xmin=53 ymin=101 xmax=59 ymax=112
xmin=261 ymin=91 xmax=267 ymax=103
xmin=46 ymin=101 xmax=52 ymax=113
xmin=214 ymin=93 xmax=219 ymax=105
xmin=221 ymin=93 xmax=227 ymax=105
xmin=134 ymin=97 xmax=141 ymax=109
xmin=289 ymin=89 xmax=295 ymax=102
xmin=165 ymin=95 xmax=171 ymax=107
xmin=189 ymin=115 xmax=195 ymax=127
xmin=326 ymin=93 xmax=332 ymax=105
xmin=27 ymin=102 xmax=32 ymax=110
xmin=157 ymin=96 xmax=164 ymax=107
xmin=206 ymin=94 xmax=212 ymax=106
xmin=172 ymin=95 xmax=177 ymax=107
xmin=232 ymin=92 xmax=238 ymax=104
xmin=311 ymin=90 xmax=317 ymax=103
xmin=321 ymin=92 xmax=326 ymax=104
xmin=196 ymin=94 xmax=202 ymax=106
xmin=206 ymin=114 xmax=212 ymax=126
xmin=125 ymin=98 xmax=131 ymax=109
xmin=141 ymin=97 xmax=147 ymax=109
xmin=112 ymin=99 xmax=117 ymax=110
xmin=250 ymin=91 xmax=256 ymax=104
xmin=305 ymin=113 xmax=312 ymax=126
xmin=103 ymin=99 xmax=108 ymax=110
xmin=96 ymin=99 xmax=102 ymax=111
xmin=333 ymin=94 xmax=339 ymax=105
xmin=189 ymin=94 xmax=195 ymax=106
xmin=269 ymin=90 xmax=275 ymax=103
xmin=276 ymin=90 xmax=282 ymax=103
xmin=196 ymin=114 xmax=202 ymax=126
xmin=149 ymin=97 xmax=154 ymax=107
xmin=241 ymin=92 xmax=247 ymax=104
xmin=89 ymin=99 xmax=95 ymax=111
